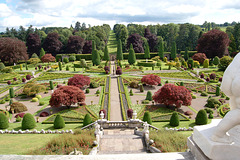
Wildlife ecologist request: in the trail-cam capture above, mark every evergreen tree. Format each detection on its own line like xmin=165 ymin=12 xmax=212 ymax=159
xmin=184 ymin=47 xmax=189 ymax=60
xmin=25 ymin=63 xmax=28 ymax=70
xmin=144 ymin=43 xmax=150 ymax=59
xmin=213 ymin=56 xmax=220 ymax=66
xmin=216 ymin=86 xmax=220 ymax=96
xmin=39 ymin=48 xmax=45 ymax=59
xmin=142 ymin=111 xmax=152 ymax=125
xmin=9 ymin=87 xmax=14 ymax=98
xmin=49 ymin=80 xmax=54 ymax=90
xmin=158 ymin=39 xmax=164 ymax=60
xmin=195 ymin=109 xmax=208 ymax=125
xmin=0 ymin=62 xmax=5 ymax=70
xmin=103 ymin=45 xmax=110 ymax=61
xmin=54 ymin=114 xmax=65 ymax=129
xmin=229 ymin=34 xmax=237 ymax=53
xmin=92 ymin=40 xmax=101 ymax=66
xmin=171 ymin=41 xmax=177 ymax=60
xmin=0 ymin=112 xmax=9 ymax=129
xmin=128 ymin=44 xmax=136 ymax=65
xmin=117 ymin=39 xmax=123 ymax=60
xmin=58 ymin=61 xmax=62 ymax=71
xmin=83 ymin=114 xmax=92 ymax=127
xmin=169 ymin=111 xmax=179 ymax=127
xmin=203 ymin=59 xmax=209 ymax=68
xmin=145 ymin=91 xmax=152 ymax=101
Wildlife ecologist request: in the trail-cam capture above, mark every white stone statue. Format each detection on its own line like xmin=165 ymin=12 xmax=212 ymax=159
xmin=143 ymin=122 xmax=149 ymax=133
xmin=211 ymin=52 xmax=240 ymax=143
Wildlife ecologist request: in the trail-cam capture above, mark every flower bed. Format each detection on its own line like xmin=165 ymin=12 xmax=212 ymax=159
xmin=36 ymin=73 xmax=76 ymax=81
xmin=152 ymin=72 xmax=196 ymax=80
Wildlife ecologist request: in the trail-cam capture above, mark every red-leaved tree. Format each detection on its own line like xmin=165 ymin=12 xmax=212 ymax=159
xmin=153 ymin=83 xmax=192 ymax=108
xmin=49 ymin=86 xmax=85 ymax=108
xmin=41 ymin=53 xmax=56 ymax=63
xmin=197 ymin=29 xmax=230 ymax=59
xmin=192 ymin=53 xmax=207 ymax=64
xmin=67 ymin=74 xmax=90 ymax=89
xmin=141 ymin=74 xmax=161 ymax=86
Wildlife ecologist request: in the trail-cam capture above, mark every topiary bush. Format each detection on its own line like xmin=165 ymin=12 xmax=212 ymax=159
xmin=69 ymin=55 xmax=76 ymax=62
xmin=0 ymin=99 xmax=5 ymax=104
xmin=169 ymin=111 xmax=179 ymax=127
xmin=85 ymin=88 xmax=90 ymax=94
xmin=216 ymin=86 xmax=220 ymax=96
xmin=204 ymin=108 xmax=213 ymax=114
xmin=129 ymin=81 xmax=139 ymax=88
xmin=127 ymin=109 xmax=133 ymax=119
xmin=63 ymin=57 xmax=69 ymax=63
xmin=142 ymin=100 xmax=150 ymax=104
xmin=49 ymin=80 xmax=54 ymax=90
xmin=96 ymin=89 xmax=100 ymax=94
xmin=32 ymin=98 xmax=38 ymax=102
xmin=16 ymin=116 xmax=22 ymax=122
xmin=203 ymin=59 xmax=209 ymax=68
xmin=26 ymin=74 xmax=31 ymax=80
xmin=209 ymin=73 xmax=216 ymax=80
xmin=90 ymin=82 xmax=99 ymax=88
xmin=145 ymin=91 xmax=152 ymax=101
xmin=83 ymin=114 xmax=92 ymax=127
xmin=39 ymin=101 xmax=45 ymax=106
xmin=208 ymin=112 xmax=214 ymax=119
xmin=139 ymin=84 xmax=144 ymax=92
xmin=54 ymin=114 xmax=65 ymax=129
xmin=35 ymin=95 xmax=42 ymax=99
xmin=0 ymin=112 xmax=9 ymax=129
xmin=10 ymin=102 xmax=27 ymax=113
xmin=205 ymin=98 xmax=221 ymax=108
xmin=143 ymin=111 xmax=152 ymax=125
xmin=129 ymin=89 xmax=133 ymax=96
xmin=195 ymin=109 xmax=208 ymax=125
xmin=22 ymin=113 xmax=36 ymax=130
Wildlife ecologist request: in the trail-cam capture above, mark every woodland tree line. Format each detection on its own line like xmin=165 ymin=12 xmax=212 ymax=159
xmin=0 ymin=21 xmax=239 ymax=64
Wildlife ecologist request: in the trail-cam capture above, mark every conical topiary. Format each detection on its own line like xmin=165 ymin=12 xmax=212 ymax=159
xmin=9 ymin=87 xmax=14 ymax=98
xmin=0 ymin=112 xmax=9 ymax=129
xmin=140 ymin=84 xmax=144 ymax=92
xmin=117 ymin=39 xmax=123 ymax=60
xmin=144 ymin=44 xmax=150 ymax=59
xmin=158 ymin=38 xmax=164 ymax=60
xmin=58 ymin=61 xmax=62 ymax=71
xmin=216 ymin=86 xmax=220 ymax=96
xmin=143 ymin=111 xmax=152 ymax=125
xmin=49 ymin=80 xmax=54 ymax=90
xmin=128 ymin=44 xmax=136 ymax=65
xmin=54 ymin=114 xmax=65 ymax=129
xmin=169 ymin=111 xmax=179 ymax=127
xmin=208 ymin=112 xmax=214 ymax=119
xmin=195 ymin=109 xmax=208 ymax=125
xmin=83 ymin=114 xmax=92 ymax=127
xmin=145 ymin=91 xmax=152 ymax=101
xmin=22 ymin=113 xmax=36 ymax=130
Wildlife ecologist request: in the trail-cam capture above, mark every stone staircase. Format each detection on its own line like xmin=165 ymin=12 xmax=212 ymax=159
xmin=98 ymin=129 xmax=147 ymax=154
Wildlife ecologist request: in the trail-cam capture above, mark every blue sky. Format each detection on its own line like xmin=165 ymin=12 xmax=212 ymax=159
xmin=0 ymin=0 xmax=240 ymax=32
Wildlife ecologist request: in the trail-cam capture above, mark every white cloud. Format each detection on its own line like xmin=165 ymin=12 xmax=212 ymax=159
xmin=0 ymin=3 xmax=12 ymax=17
xmin=0 ymin=0 xmax=240 ymax=32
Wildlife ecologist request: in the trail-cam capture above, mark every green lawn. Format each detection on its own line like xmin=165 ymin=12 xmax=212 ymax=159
xmin=0 ymin=134 xmax=59 ymax=155
xmin=107 ymin=30 xmax=117 ymax=54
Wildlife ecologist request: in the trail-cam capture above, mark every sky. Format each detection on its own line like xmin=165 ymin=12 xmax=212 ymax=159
xmin=0 ymin=0 xmax=240 ymax=32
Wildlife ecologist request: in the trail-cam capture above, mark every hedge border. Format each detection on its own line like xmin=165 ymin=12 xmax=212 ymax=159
xmin=150 ymin=112 xmax=190 ymax=122
xmin=117 ymin=77 xmax=127 ymax=121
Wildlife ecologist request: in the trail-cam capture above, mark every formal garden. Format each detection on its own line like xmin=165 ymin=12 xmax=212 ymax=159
xmin=0 ymin=22 xmax=238 ymax=155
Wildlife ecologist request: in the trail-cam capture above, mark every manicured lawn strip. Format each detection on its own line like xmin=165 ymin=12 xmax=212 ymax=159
xmin=99 ymin=86 xmax=104 ymax=105
xmin=187 ymin=106 xmax=198 ymax=113
xmin=152 ymin=119 xmax=212 ymax=129
xmin=0 ymin=134 xmax=60 ymax=155
xmin=107 ymin=31 xmax=117 ymax=54
xmin=150 ymin=71 xmax=196 ymax=80
xmin=2 ymin=123 xmax=82 ymax=131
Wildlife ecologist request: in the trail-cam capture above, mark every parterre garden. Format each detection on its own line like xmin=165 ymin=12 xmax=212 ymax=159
xmin=0 ymin=28 xmax=236 ymax=154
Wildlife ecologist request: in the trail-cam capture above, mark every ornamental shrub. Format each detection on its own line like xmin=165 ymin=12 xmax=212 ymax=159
xmin=218 ymin=56 xmax=233 ymax=71
xmin=63 ymin=57 xmax=69 ymax=63
xmin=143 ymin=111 xmax=152 ymax=125
xmin=22 ymin=113 xmax=36 ymax=130
xmin=16 ymin=116 xmax=22 ymax=122
xmin=58 ymin=61 xmax=62 ymax=71
xmin=209 ymin=73 xmax=216 ymax=80
xmin=7 ymin=80 xmax=11 ymax=85
xmin=49 ymin=80 xmax=54 ymax=90
xmin=96 ymin=89 xmax=100 ymax=94
xmin=205 ymin=98 xmax=221 ymax=108
xmin=35 ymin=95 xmax=42 ymax=99
xmin=116 ymin=68 xmax=122 ymax=75
xmin=213 ymin=56 xmax=220 ymax=65
xmin=208 ymin=112 xmax=214 ymax=119
xmin=54 ymin=114 xmax=65 ymax=129
xmin=40 ymin=111 xmax=49 ymax=117
xmin=0 ymin=112 xmax=9 ymax=129
xmin=22 ymin=78 xmax=26 ymax=83
xmin=187 ymin=58 xmax=194 ymax=69
xmin=201 ymin=92 xmax=208 ymax=96
xmin=66 ymin=65 xmax=69 ymax=71
xmin=31 ymin=53 xmax=38 ymax=58
xmin=26 ymin=74 xmax=31 ymax=80
xmin=204 ymin=108 xmax=213 ymax=114
xmin=90 ymin=82 xmax=99 ymax=88
xmin=85 ymin=88 xmax=90 ymax=94
xmin=69 ymin=55 xmax=76 ymax=62
xmin=39 ymin=101 xmax=45 ymax=106
xmin=216 ymin=86 xmax=220 ymax=96
xmin=146 ymin=91 xmax=152 ymax=101
xmin=195 ymin=109 xmax=208 ymax=125
xmin=140 ymin=84 xmax=144 ymax=92
xmin=0 ymin=99 xmax=5 ymax=104
xmin=0 ymin=62 xmax=5 ymax=70
xmin=192 ymin=53 xmax=207 ymax=64
xmin=31 ymin=98 xmax=38 ymax=102
xmin=141 ymin=74 xmax=161 ymax=86
xmin=128 ymin=44 xmax=136 ymax=65
xmin=10 ymin=102 xmax=27 ymax=113
xmin=129 ymin=81 xmax=139 ymax=88
xmin=129 ymin=89 xmax=133 ymax=96
xmin=127 ymin=109 xmax=133 ymax=119
xmin=203 ymin=59 xmax=209 ymax=68
xmin=9 ymin=87 xmax=14 ymax=98
xmin=169 ymin=112 xmax=179 ymax=127
xmin=142 ymin=100 xmax=150 ymax=104
xmin=83 ymin=114 xmax=92 ymax=127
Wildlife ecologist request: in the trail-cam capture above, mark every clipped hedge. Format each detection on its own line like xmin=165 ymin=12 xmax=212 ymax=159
xmin=56 ymin=54 xmax=92 ymax=61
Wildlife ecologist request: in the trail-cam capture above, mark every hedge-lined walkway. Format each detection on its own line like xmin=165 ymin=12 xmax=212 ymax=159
xmin=110 ymin=61 xmax=123 ymax=121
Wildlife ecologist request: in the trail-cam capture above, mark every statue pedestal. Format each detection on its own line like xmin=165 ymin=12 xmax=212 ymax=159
xmin=188 ymin=119 xmax=240 ymax=160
